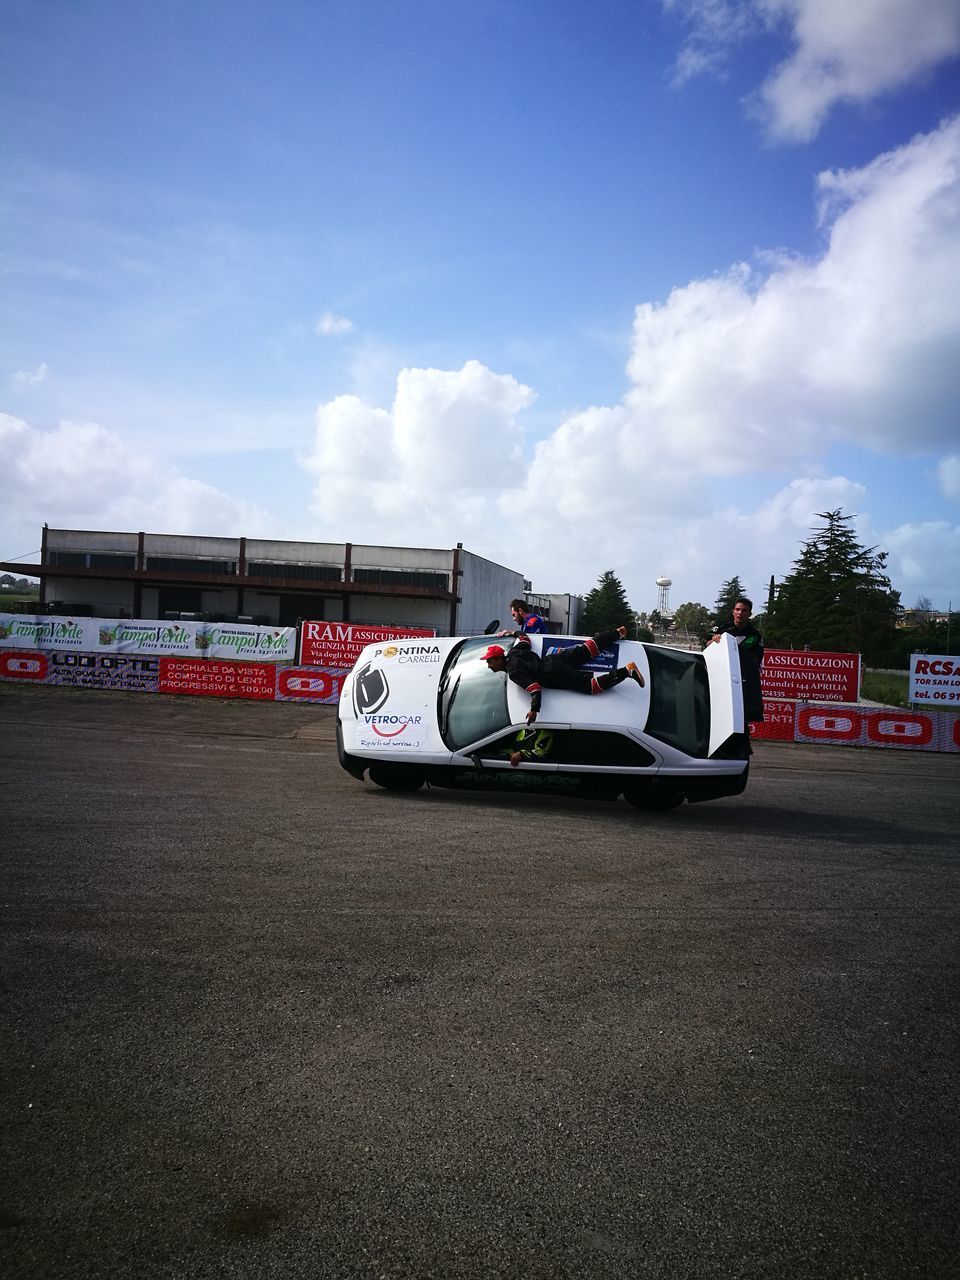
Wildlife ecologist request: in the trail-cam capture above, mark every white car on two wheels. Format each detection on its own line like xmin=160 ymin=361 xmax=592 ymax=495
xmin=336 ymin=631 xmax=750 ymax=809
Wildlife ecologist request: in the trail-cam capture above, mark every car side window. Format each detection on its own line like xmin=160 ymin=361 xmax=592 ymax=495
xmin=551 ymin=730 xmax=656 ymax=767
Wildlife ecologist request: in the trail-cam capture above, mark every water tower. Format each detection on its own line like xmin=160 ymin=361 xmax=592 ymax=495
xmin=655 ymin=575 xmax=672 ymax=617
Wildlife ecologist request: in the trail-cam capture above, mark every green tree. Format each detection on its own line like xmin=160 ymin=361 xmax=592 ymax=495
xmin=711 ymin=576 xmax=747 ymax=629
xmin=582 ymin=569 xmax=633 ymax=634
xmin=672 ymin=601 xmax=712 ymax=643
xmin=891 ymin=609 xmax=959 ymax=667
xmin=764 ymin=510 xmax=901 ymax=662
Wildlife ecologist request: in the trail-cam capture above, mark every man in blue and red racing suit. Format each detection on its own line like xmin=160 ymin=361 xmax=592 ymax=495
xmin=498 ymin=598 xmax=547 ymax=637
xmin=481 ymin=626 xmax=644 ymax=725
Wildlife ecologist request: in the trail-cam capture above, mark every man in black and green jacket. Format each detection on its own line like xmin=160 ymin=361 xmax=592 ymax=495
xmin=710 ymin=597 xmax=765 ymax=723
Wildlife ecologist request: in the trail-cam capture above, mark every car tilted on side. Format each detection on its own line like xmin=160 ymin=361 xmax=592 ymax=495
xmin=336 ymin=631 xmax=750 ymax=809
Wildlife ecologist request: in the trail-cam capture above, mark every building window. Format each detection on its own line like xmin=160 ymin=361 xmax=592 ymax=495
xmin=47 ymin=551 xmax=137 ymax=569
xmin=246 ymin=561 xmax=342 ymax=582
xmin=145 ymin=557 xmax=236 ymax=575
xmin=48 ymin=552 xmax=89 ymax=567
xmin=89 ymin=554 xmax=137 ymax=570
xmin=352 ymin=568 xmax=449 ymax=590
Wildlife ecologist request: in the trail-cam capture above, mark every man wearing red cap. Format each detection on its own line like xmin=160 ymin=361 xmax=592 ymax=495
xmin=480 ymin=625 xmax=643 ymax=725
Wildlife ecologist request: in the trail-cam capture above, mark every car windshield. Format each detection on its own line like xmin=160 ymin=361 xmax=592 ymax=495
xmin=438 ymin=637 xmax=512 ymax=751
xmin=644 ymin=645 xmax=711 ymax=757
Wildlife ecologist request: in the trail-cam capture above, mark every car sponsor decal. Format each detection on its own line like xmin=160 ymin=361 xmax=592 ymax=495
xmin=373 ymin=642 xmax=442 ymax=665
xmin=363 ymin=713 xmax=423 ymax=738
xmin=357 ymin=713 xmax=425 ymax=749
xmin=541 ymin=636 xmax=617 ymax=673
xmin=352 ymin=662 xmax=390 ymax=716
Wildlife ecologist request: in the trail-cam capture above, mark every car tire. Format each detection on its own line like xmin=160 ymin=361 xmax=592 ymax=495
xmin=368 ymin=764 xmax=426 ymax=792
xmin=623 ymin=785 xmax=685 ymax=810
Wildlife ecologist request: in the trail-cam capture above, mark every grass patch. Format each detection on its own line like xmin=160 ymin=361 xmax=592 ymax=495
xmin=861 ymin=669 xmax=909 ymax=706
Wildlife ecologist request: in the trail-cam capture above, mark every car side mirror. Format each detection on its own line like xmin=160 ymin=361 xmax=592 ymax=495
xmin=483 ymin=619 xmax=500 ymax=634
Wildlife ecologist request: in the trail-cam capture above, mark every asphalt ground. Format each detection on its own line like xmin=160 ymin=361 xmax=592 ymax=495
xmin=1 ymin=683 xmax=958 ymax=1280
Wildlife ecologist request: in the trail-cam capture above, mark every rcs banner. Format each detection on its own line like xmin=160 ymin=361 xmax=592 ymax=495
xmin=909 ymin=653 xmax=960 ymax=706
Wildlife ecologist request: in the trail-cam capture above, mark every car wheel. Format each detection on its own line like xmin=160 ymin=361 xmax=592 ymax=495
xmin=623 ymin=785 xmax=685 ymax=810
xmin=368 ymin=764 xmax=426 ymax=792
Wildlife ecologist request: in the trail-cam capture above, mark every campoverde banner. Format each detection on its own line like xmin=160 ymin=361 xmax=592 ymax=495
xmin=0 ymin=614 xmax=296 ymax=661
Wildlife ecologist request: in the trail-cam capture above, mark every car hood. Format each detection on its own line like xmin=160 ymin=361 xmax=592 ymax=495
xmin=340 ymin=634 xmax=454 ymax=754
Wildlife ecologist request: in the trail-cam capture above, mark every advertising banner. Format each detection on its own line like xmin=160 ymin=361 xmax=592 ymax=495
xmin=794 ymin=704 xmax=958 ymax=753
xmin=299 ymin=621 xmax=436 ymax=669
xmin=158 ymin=658 xmax=277 ymax=700
xmin=45 ymin=652 xmax=161 ymax=692
xmin=761 ymin=649 xmax=861 ymax=703
xmin=0 ymin=613 xmax=86 ymax=651
xmin=542 ymin=635 xmax=617 ymax=673
xmin=0 ymin=613 xmax=295 ymax=661
xmin=909 ymin=653 xmax=960 ymax=705
xmin=751 ymin=699 xmax=796 ymax=741
xmin=275 ymin=666 xmax=347 ymax=704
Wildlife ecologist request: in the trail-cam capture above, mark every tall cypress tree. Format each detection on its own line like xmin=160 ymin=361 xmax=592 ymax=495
xmin=582 ymin=569 xmax=633 ymax=634
xmin=765 ymin=510 xmax=900 ymax=661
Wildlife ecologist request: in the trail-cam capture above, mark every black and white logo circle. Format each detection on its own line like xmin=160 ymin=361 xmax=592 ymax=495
xmin=353 ymin=662 xmax=389 ymax=716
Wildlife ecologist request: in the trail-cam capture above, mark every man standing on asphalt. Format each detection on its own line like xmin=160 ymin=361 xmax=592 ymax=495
xmin=709 ymin=596 xmax=765 ymax=724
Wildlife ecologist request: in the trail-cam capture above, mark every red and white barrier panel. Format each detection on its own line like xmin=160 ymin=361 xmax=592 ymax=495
xmin=753 ymin=701 xmax=959 ymax=753
xmin=0 ymin=649 xmax=348 ymax=706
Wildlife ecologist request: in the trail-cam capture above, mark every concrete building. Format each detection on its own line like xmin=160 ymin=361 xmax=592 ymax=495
xmin=1 ymin=527 xmax=581 ymax=636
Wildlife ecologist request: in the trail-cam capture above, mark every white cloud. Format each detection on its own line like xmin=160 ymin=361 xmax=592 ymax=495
xmin=315 ymin=311 xmax=355 ymax=337
xmin=0 ymin=414 xmax=271 ymax=552
xmin=296 ymin=120 xmax=960 ymax=606
xmin=938 ymin=454 xmax=960 ymax=502
xmin=881 ymin=519 xmax=960 ymax=607
xmin=667 ymin=0 xmax=960 ymax=141
xmin=667 ymin=0 xmax=768 ymax=84
xmin=757 ymin=0 xmax=960 ymax=142
xmin=624 ymin=115 xmax=960 ymax=464
xmin=9 ymin=362 xmax=49 ymax=391
xmin=303 ymin=361 xmax=534 ymax=542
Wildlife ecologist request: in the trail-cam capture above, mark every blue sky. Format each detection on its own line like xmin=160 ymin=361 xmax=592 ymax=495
xmin=2 ymin=0 xmax=959 ymax=614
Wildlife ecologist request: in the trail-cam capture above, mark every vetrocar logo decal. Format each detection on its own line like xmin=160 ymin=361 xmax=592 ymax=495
xmin=352 ymin=663 xmax=389 ymax=716
xmin=363 ymin=714 xmax=423 ymax=738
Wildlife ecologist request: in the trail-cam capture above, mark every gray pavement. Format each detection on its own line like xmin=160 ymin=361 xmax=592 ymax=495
xmin=1 ymin=683 xmax=959 ymax=1279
